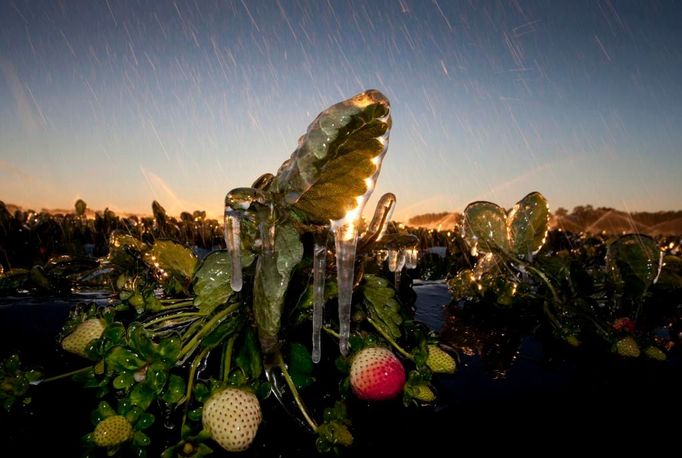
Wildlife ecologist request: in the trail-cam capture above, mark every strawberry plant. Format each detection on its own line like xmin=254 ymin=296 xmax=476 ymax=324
xmin=0 ymin=90 xmax=455 ymax=456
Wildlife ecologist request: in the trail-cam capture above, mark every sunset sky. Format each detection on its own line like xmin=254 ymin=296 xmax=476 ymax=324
xmin=1 ymin=0 xmax=681 ymax=221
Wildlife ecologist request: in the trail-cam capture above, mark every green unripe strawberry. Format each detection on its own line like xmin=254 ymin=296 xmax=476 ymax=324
xmin=62 ymin=318 xmax=105 ymax=357
xmin=93 ymin=415 xmax=133 ymax=447
xmin=202 ymin=388 xmax=262 ymax=452
xmin=426 ymin=345 xmax=457 ymax=374
xmin=644 ymin=346 xmax=666 ymax=361
xmin=615 ymin=337 xmax=640 ymax=358
xmin=412 ymin=384 xmax=436 ymax=402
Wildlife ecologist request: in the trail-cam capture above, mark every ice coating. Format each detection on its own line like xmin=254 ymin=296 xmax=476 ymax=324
xmin=387 ymin=249 xmax=399 ymax=272
xmin=224 ymin=210 xmax=243 ymax=292
xmin=405 ymin=248 xmax=418 ymax=269
xmin=273 ymin=90 xmax=391 ymax=209
xmin=311 ymin=243 xmax=327 ymax=363
xmin=333 ymin=222 xmax=358 ymax=356
xmin=364 ymin=193 xmax=396 ymax=242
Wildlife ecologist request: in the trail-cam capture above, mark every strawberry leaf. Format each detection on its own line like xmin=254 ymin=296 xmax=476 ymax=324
xmin=272 ymin=90 xmax=391 ymax=223
xmin=508 ymin=191 xmax=550 ymax=258
xmin=192 ymin=250 xmax=233 ymax=314
xmin=463 ymin=201 xmax=509 ymax=253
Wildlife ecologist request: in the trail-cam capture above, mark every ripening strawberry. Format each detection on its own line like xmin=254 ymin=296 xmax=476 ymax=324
xmin=202 ymin=388 xmax=262 ymax=452
xmin=350 ymin=347 xmax=405 ymax=401
xmin=61 ymin=318 xmax=105 ymax=357
xmin=425 ymin=345 xmax=457 ymax=374
xmin=93 ymin=415 xmax=133 ymax=447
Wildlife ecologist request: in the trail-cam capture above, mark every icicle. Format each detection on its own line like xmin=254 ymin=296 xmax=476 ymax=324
xmin=224 ymin=210 xmax=243 ymax=292
xmin=224 ymin=188 xmax=269 ymax=292
xmin=311 ymin=243 xmax=327 ymax=363
xmin=387 ymin=249 xmax=399 ymax=272
xmin=394 ymin=250 xmax=406 ymax=288
xmin=405 ymin=247 xmax=418 ymax=269
xmin=333 ymin=222 xmax=358 ymax=356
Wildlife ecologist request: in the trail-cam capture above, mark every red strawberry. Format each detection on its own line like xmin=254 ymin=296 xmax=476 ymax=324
xmin=202 ymin=388 xmax=262 ymax=452
xmin=612 ymin=317 xmax=636 ymax=333
xmin=350 ymin=347 xmax=405 ymax=401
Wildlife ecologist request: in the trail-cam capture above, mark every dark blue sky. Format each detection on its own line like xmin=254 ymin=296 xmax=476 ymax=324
xmin=1 ymin=0 xmax=681 ymax=218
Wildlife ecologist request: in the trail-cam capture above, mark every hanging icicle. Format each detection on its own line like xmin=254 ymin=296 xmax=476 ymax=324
xmin=224 ymin=187 xmax=269 ymax=293
xmin=311 ymin=243 xmax=327 ymax=363
xmin=405 ymin=247 xmax=419 ymax=269
xmin=333 ymin=222 xmax=359 ymax=357
xmin=387 ymin=249 xmax=399 ymax=272
xmin=394 ymin=249 xmax=406 ymax=289
xmin=224 ymin=210 xmax=243 ymax=292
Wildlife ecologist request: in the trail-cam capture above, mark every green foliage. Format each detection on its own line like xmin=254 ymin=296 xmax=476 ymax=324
xmin=192 ymin=250 xmax=233 ymax=314
xmin=362 ymin=274 xmax=402 ymax=339
xmin=0 ymin=354 xmax=42 ymax=412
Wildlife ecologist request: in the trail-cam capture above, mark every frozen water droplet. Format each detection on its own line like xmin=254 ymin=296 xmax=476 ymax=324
xmin=312 ymin=243 xmax=327 ymax=363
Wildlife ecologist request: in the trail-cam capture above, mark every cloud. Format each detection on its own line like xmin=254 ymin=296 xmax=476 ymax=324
xmin=139 ymin=166 xmax=207 ymax=216
xmin=0 ymin=57 xmax=42 ymax=132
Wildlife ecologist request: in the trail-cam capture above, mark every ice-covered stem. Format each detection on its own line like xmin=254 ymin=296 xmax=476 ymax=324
xmin=275 ymin=352 xmax=319 ymax=431
xmin=312 ymin=242 xmax=327 ymax=363
xmin=177 ymin=302 xmax=240 ymax=363
xmin=359 ymin=193 xmax=396 ymax=250
xmin=30 ymin=366 xmax=92 ymax=386
xmin=333 ymin=222 xmax=359 ymax=357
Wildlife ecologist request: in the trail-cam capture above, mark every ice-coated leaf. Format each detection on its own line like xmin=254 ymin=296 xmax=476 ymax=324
xmin=508 ymin=192 xmax=550 ymax=257
xmin=106 ymin=347 xmax=146 ymax=372
xmin=160 ymin=375 xmax=185 ymax=404
xmin=144 ymin=240 xmax=197 ymax=283
xmin=288 ymin=343 xmax=315 ymax=389
xmin=130 ymin=383 xmax=156 ymax=410
xmin=272 ymin=90 xmax=391 ymax=223
xmin=363 ymin=274 xmax=402 ymax=339
xmin=253 ymin=223 xmax=303 ymax=353
xmin=606 ymin=234 xmax=662 ymax=292
xmin=146 ymin=362 xmax=168 ymax=393
xmin=107 ymin=232 xmax=147 ymax=270
xmin=463 ymin=201 xmax=509 ymax=253
xmin=192 ymin=250 xmax=233 ymax=314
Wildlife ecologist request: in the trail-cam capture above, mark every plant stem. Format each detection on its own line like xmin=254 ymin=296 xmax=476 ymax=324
xmin=143 ymin=312 xmax=204 ymax=328
xmin=275 ymin=352 xmax=318 ymax=432
xmin=178 ymin=303 xmax=240 ymax=362
xmin=322 ymin=326 xmax=340 ymax=339
xmin=30 ymin=366 xmax=92 ymax=386
xmin=179 ymin=346 xmax=211 ymax=433
xmin=160 ymin=298 xmax=194 ymax=307
xmin=366 ymin=317 xmax=413 ymax=360
xmin=222 ymin=336 xmax=236 ymax=381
